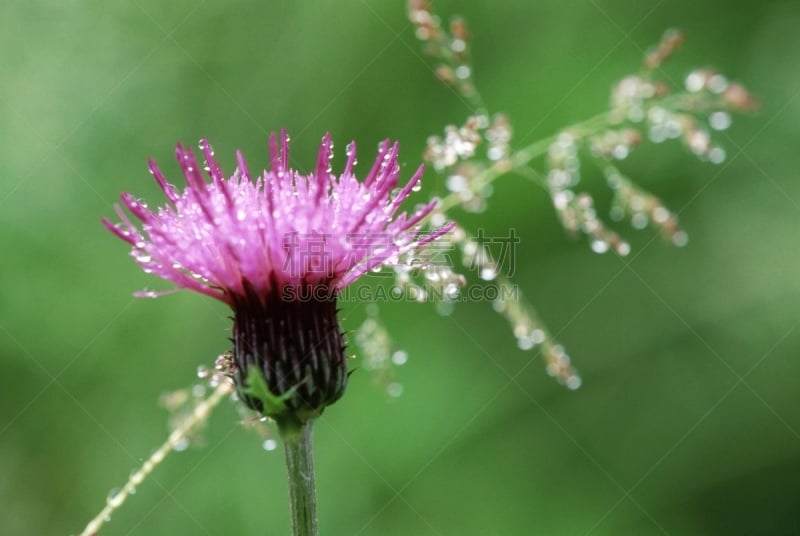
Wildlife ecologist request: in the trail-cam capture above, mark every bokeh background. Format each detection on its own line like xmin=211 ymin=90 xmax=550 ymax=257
xmin=2 ymin=0 xmax=799 ymax=534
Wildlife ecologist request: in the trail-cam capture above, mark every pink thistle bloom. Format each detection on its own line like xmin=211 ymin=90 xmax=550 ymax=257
xmin=105 ymin=131 xmax=453 ymax=429
xmin=104 ymin=131 xmax=450 ymax=302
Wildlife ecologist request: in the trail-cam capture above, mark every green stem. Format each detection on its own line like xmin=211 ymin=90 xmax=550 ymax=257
xmin=283 ymin=420 xmax=318 ymax=536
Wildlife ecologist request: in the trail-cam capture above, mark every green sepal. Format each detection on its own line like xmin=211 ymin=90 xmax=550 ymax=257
xmin=243 ymin=368 xmax=298 ymax=417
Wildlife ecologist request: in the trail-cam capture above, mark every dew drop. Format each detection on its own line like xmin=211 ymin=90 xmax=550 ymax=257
xmin=648 ymin=127 xmax=667 ymax=144
xmin=631 ymin=213 xmax=648 ymax=229
xmin=612 ymin=145 xmax=629 ymax=160
xmin=552 ymin=190 xmax=572 ymax=210
xmin=424 ymin=270 xmax=440 ymax=282
xmin=387 ymin=382 xmax=404 ymax=398
xmin=106 ymin=488 xmax=124 ymax=508
xmin=129 ymin=469 xmax=145 ymax=486
xmin=263 ymin=439 xmax=278 ymax=451
xmin=444 ymin=283 xmax=460 ymax=299
xmin=708 ymin=74 xmax=729 ymax=94
xmin=665 ymin=119 xmax=683 ymax=139
xmin=566 ymin=376 xmax=582 ymax=390
xmin=391 ymin=350 xmax=408 ymax=366
xmin=652 ymin=207 xmax=670 ymax=224
xmin=134 ymin=289 xmax=160 ymax=298
xmin=627 ymin=106 xmax=645 ymax=123
xmin=435 ymin=300 xmax=455 ymax=316
xmin=446 ymin=174 xmax=468 ymax=192
xmin=531 ymin=329 xmax=546 ymax=344
xmin=517 ymin=336 xmax=534 ymax=350
xmin=709 ymin=111 xmax=731 ymax=131
xmin=590 ymin=240 xmax=609 ymax=254
xmin=685 ymin=72 xmax=704 ymax=92
xmin=487 ymin=147 xmax=504 ymax=161
xmin=172 ymin=437 xmax=190 ymax=452
xmin=479 ymin=267 xmax=497 ymax=281
xmin=672 ymin=231 xmax=689 ymax=247
xmin=708 ymin=147 xmax=726 ymax=164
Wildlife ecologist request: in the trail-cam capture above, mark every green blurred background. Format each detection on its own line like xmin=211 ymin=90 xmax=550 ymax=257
xmin=2 ymin=0 xmax=799 ymax=534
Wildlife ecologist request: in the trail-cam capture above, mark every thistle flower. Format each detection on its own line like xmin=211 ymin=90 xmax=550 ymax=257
xmin=104 ymin=131 xmax=452 ymax=432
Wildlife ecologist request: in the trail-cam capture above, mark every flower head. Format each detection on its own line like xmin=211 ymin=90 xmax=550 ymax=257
xmin=105 ymin=131 xmax=452 ymax=431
